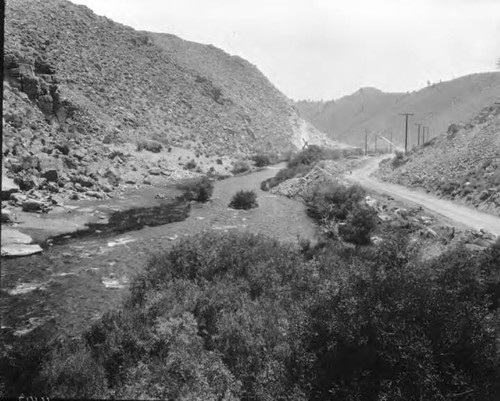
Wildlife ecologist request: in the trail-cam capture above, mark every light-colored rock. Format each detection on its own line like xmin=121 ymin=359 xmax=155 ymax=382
xmin=1 ymin=173 xmax=19 ymax=200
xmin=1 ymin=228 xmax=43 ymax=257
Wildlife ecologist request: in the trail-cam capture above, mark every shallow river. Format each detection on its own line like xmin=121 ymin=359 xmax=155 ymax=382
xmin=1 ymin=165 xmax=317 ymax=336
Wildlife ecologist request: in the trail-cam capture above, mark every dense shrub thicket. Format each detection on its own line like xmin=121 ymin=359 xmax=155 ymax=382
xmin=304 ymin=181 xmax=377 ymax=244
xmin=229 ymin=190 xmax=258 ymax=210
xmin=176 ymin=176 xmax=214 ymax=202
xmin=21 ymin=231 xmax=500 ymax=400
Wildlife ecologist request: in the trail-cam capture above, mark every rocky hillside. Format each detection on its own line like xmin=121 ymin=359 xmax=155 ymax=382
xmin=375 ymin=103 xmax=500 ymax=216
xmin=297 ymin=73 xmax=500 ymax=148
xmin=2 ymin=0 xmax=339 ymax=205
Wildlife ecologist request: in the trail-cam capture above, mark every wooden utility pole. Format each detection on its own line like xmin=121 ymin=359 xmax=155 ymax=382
xmin=415 ymin=123 xmax=422 ymax=146
xmin=400 ymin=113 xmax=414 ymax=154
xmin=365 ymin=130 xmax=368 ymax=156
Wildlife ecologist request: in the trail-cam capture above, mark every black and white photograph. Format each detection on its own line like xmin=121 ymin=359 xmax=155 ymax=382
xmin=1 ymin=0 xmax=500 ymax=399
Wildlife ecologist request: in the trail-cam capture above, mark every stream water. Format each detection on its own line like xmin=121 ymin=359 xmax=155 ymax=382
xmin=1 ymin=165 xmax=318 ymax=337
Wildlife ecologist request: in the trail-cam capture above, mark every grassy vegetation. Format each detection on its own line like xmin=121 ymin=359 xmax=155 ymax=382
xmin=3 ymin=230 xmax=499 ymax=400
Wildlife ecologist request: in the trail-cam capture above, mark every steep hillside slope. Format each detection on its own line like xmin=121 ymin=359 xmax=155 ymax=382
xmin=375 ymin=104 xmax=500 ymax=216
xmin=2 ymin=0 xmax=338 ymax=203
xmin=3 ymin=0 xmax=302 ymax=155
xmin=297 ymin=73 xmax=500 ymax=148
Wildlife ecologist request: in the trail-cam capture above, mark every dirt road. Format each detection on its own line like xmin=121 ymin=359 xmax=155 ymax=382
xmin=346 ymin=157 xmax=500 ymax=235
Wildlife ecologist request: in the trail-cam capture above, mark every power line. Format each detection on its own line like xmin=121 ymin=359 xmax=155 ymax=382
xmin=400 ymin=113 xmax=414 ymax=154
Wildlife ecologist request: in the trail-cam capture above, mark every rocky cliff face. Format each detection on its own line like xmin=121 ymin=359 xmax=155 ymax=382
xmin=297 ymin=74 xmax=500 ymax=148
xmin=375 ymin=104 xmax=500 ymax=216
xmin=2 ymin=0 xmax=336 ymax=204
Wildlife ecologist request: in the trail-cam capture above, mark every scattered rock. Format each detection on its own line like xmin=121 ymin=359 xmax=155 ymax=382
xmin=21 ymin=199 xmax=46 ymax=212
xmin=1 ymin=209 xmax=15 ymax=224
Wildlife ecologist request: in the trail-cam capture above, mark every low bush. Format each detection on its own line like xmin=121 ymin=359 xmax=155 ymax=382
xmin=338 ymin=204 xmax=378 ymax=244
xmin=391 ymin=150 xmax=407 ymax=168
xmin=231 ymin=160 xmax=251 ymax=175
xmin=305 ymin=181 xmax=366 ymax=222
xmin=287 ymin=144 xmax=323 ymax=168
xmin=251 ymin=154 xmax=271 ymax=167
xmin=184 ymin=159 xmax=197 ymax=170
xmin=228 ymin=190 xmax=258 ymax=209
xmin=176 ymin=176 xmax=213 ymax=202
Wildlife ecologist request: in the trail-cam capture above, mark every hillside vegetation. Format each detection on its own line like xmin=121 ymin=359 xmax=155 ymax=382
xmin=297 ymin=73 xmax=500 ymax=148
xmin=375 ymin=104 xmax=500 ymax=216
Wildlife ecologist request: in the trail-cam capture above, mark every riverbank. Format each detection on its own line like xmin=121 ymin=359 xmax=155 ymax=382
xmin=1 ymin=164 xmax=317 ymax=337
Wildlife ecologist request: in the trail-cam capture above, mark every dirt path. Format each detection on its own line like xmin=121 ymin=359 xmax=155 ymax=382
xmin=346 ymin=157 xmax=500 ymax=235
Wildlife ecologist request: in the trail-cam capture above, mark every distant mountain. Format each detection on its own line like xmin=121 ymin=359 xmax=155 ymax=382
xmin=296 ymin=74 xmax=500 ymax=149
xmin=375 ymin=103 xmax=500 ymax=216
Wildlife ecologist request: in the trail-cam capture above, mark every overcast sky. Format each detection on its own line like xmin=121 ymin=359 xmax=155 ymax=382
xmin=74 ymin=0 xmax=500 ymax=100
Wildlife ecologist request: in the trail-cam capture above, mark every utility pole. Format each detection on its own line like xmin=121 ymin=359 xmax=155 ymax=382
xmin=400 ymin=113 xmax=414 ymax=154
xmin=415 ymin=123 xmax=422 ymax=146
xmin=365 ymin=129 xmax=368 ymax=156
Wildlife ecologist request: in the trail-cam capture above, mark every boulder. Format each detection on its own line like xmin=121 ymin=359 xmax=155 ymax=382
xmin=149 ymin=167 xmax=161 ymax=175
xmin=86 ymin=190 xmax=104 ymax=199
xmin=1 ymin=209 xmax=14 ymax=224
xmin=22 ymin=199 xmax=45 ymax=212
xmin=46 ymin=182 xmax=60 ymax=193
xmin=1 ymin=228 xmax=43 ymax=257
xmin=37 ymin=153 xmax=64 ymax=182
xmin=10 ymin=192 xmax=27 ymax=204
xmin=1 ymin=173 xmax=19 ymax=200
xmin=137 ymin=139 xmax=163 ymax=153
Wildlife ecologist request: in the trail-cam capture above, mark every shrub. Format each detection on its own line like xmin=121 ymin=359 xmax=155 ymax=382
xmin=338 ymin=204 xmax=378 ymax=244
xmin=287 ymin=145 xmax=323 ymax=168
xmin=391 ymin=150 xmax=406 ymax=168
xmin=251 ymin=154 xmax=271 ymax=167
xmin=176 ymin=176 xmax=213 ymax=202
xmin=216 ymin=158 xmax=223 ymax=165
xmin=228 ymin=190 xmax=258 ymax=209
xmin=184 ymin=159 xmax=197 ymax=170
xmin=231 ymin=160 xmax=251 ymax=175
xmin=305 ymin=181 xmax=366 ymax=222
